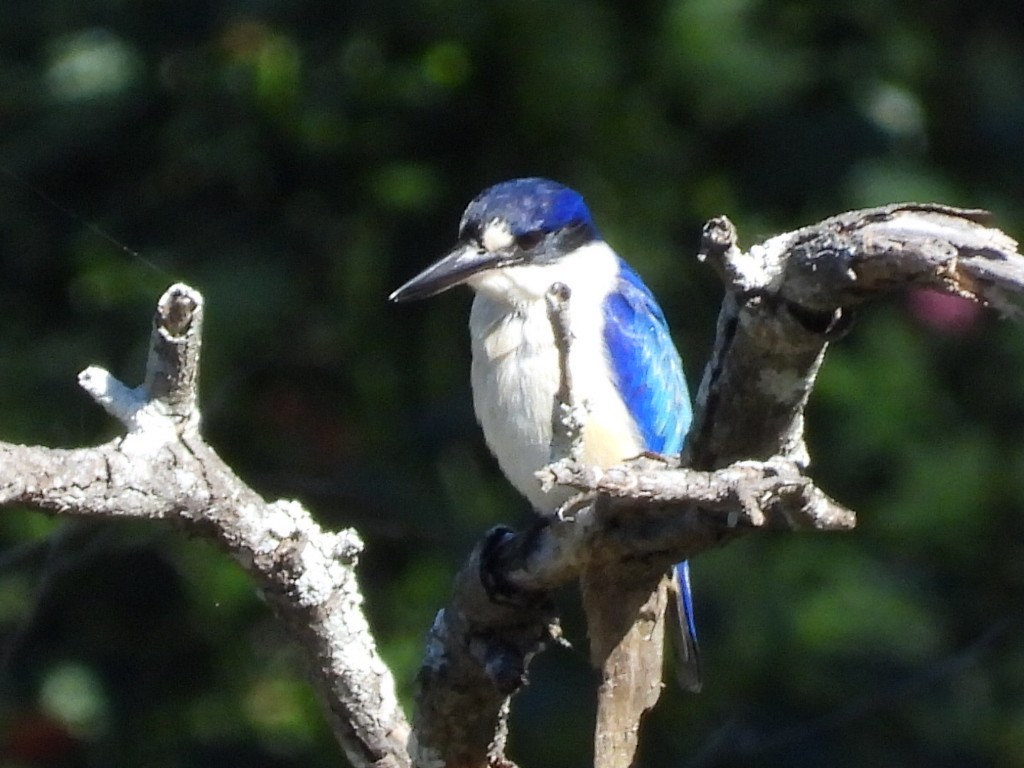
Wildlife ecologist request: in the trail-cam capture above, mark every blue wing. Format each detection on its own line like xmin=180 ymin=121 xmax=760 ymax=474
xmin=602 ymin=258 xmax=691 ymax=453
xmin=603 ymin=257 xmax=701 ymax=691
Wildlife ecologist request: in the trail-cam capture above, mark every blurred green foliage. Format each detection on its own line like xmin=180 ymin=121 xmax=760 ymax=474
xmin=2 ymin=0 xmax=1024 ymax=765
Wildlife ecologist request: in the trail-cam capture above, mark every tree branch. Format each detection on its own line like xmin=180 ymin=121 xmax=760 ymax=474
xmin=688 ymin=204 xmax=1022 ymax=469
xmin=0 ymin=283 xmax=411 ymax=768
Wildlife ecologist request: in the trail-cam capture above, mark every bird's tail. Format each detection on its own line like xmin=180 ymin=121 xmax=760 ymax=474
xmin=668 ymin=560 xmax=702 ymax=692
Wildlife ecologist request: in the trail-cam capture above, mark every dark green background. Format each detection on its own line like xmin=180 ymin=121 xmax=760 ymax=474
xmin=3 ymin=1 xmax=1024 ymax=765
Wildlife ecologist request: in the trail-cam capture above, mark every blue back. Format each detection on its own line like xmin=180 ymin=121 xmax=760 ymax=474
xmin=602 ymin=258 xmax=691 ymax=454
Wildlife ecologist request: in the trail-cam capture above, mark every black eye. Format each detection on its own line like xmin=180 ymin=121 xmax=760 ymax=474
xmin=460 ymin=221 xmax=482 ymax=244
xmin=515 ymin=231 xmax=545 ymax=251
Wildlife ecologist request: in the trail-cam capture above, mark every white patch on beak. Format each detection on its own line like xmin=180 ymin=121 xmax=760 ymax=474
xmin=482 ymin=220 xmax=515 ymax=252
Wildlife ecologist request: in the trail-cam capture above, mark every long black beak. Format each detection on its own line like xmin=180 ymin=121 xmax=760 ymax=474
xmin=389 ymin=244 xmax=516 ymax=302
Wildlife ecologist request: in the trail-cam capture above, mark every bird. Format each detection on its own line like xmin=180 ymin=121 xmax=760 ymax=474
xmin=390 ymin=177 xmax=699 ymax=762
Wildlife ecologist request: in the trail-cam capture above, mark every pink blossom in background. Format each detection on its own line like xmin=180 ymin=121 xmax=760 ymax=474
xmin=907 ymin=288 xmax=984 ymax=335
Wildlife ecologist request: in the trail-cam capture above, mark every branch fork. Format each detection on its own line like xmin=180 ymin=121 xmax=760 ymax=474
xmin=1 ymin=283 xmax=411 ymax=768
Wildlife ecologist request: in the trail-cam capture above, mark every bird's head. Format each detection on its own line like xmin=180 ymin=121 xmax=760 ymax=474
xmin=390 ymin=177 xmax=603 ymax=303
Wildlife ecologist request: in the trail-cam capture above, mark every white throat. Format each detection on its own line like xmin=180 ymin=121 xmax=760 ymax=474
xmin=466 ymin=241 xmax=643 ymax=513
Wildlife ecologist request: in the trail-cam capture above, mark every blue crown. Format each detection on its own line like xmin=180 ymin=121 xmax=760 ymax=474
xmin=460 ymin=178 xmax=597 ymax=239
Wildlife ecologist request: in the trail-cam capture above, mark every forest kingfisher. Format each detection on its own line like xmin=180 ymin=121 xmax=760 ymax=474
xmin=389 ymin=178 xmax=701 ymax=702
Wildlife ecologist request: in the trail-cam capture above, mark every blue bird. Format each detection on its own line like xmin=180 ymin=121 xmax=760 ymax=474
xmin=390 ymin=178 xmax=700 ymax=737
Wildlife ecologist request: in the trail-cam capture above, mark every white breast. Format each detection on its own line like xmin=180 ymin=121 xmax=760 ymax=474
xmin=467 ymin=242 xmax=642 ymax=514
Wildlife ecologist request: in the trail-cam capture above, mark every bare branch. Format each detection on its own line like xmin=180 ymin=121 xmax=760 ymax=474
xmin=688 ymin=204 xmax=1023 ymax=469
xmin=143 ymin=282 xmax=204 ymax=428
xmin=411 ymin=535 xmax=557 ymax=768
xmin=410 ymin=452 xmax=852 ymax=765
xmin=546 ymin=282 xmax=587 ymax=463
xmin=0 ymin=284 xmax=411 ymax=768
